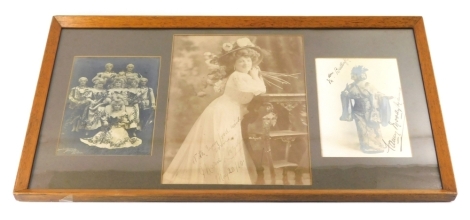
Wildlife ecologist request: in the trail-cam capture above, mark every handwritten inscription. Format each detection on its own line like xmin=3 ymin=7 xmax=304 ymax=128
xmin=382 ymin=89 xmax=405 ymax=153
xmin=192 ymin=150 xmax=208 ymax=164
xmin=204 ymin=117 xmax=241 ymax=154
xmin=327 ymin=59 xmax=350 ymax=84
xmin=187 ymin=117 xmax=249 ymax=183
xmin=215 ymin=160 xmax=246 ymax=183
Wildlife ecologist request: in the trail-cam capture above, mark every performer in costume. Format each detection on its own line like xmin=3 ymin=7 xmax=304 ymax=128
xmin=125 ymin=76 xmax=142 ymax=136
xmin=83 ymin=77 xmax=108 ymax=136
xmin=162 ymin=38 xmax=266 ymax=184
xmin=80 ymin=95 xmax=142 ymax=149
xmin=138 ymin=77 xmax=156 ymax=128
xmin=66 ymin=77 xmax=92 ymax=132
xmin=91 ymin=63 xmax=116 ymax=89
xmin=115 ymin=63 xmax=142 ymax=86
xmin=340 ymin=65 xmax=392 ymax=154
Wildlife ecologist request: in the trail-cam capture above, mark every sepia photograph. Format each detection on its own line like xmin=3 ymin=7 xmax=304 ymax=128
xmin=316 ymin=58 xmax=412 ymax=157
xmin=56 ymin=56 xmax=160 ymax=155
xmin=162 ymin=35 xmax=312 ymax=185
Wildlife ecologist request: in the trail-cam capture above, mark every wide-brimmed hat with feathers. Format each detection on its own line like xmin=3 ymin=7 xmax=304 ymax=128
xmin=210 ymin=37 xmax=264 ymax=67
xmin=201 ymin=37 xmax=300 ymax=94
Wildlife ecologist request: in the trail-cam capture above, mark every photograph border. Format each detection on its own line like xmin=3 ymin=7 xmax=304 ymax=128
xmin=161 ymin=34 xmax=313 ymax=185
xmin=13 ymin=16 xmax=456 ymax=202
xmin=315 ymin=57 xmax=413 ymax=158
xmin=55 ymin=55 xmax=162 ymax=157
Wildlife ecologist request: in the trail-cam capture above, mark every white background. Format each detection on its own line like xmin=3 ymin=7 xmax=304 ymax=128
xmin=1 ymin=0 xmax=467 ymax=219
xmin=316 ymin=59 xmax=412 ymax=157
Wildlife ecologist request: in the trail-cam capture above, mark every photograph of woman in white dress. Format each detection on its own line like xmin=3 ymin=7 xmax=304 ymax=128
xmin=163 ymin=36 xmax=312 ymax=185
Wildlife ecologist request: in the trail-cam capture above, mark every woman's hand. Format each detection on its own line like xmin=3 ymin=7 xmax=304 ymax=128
xmin=249 ymin=66 xmax=261 ymax=79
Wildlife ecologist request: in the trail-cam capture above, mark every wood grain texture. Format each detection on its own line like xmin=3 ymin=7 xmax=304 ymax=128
xmin=13 ymin=17 xmax=62 ymax=192
xmin=14 ymin=16 xmax=457 ymax=202
xmin=54 ymin=16 xmax=421 ymax=28
xmin=413 ymin=18 xmax=457 ymax=197
xmin=14 ymin=189 xmax=456 ymax=202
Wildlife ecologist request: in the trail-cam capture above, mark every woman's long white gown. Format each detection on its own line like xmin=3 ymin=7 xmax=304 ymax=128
xmin=162 ymin=71 xmax=266 ymax=184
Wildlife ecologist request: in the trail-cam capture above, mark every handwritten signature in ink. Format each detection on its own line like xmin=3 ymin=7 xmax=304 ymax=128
xmin=327 ymin=59 xmax=350 ymax=84
xmin=382 ymin=89 xmax=405 ymax=153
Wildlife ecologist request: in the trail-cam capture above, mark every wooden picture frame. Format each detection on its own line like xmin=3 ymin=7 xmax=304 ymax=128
xmin=14 ymin=16 xmax=456 ymax=202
